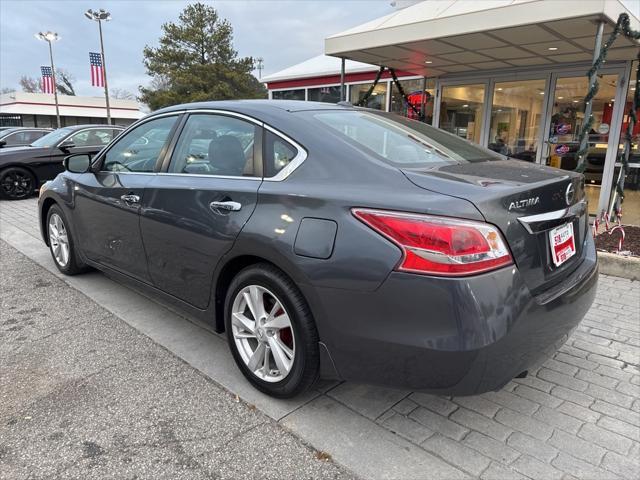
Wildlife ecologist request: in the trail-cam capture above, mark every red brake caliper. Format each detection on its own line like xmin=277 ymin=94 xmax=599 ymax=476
xmin=275 ymin=307 xmax=293 ymax=349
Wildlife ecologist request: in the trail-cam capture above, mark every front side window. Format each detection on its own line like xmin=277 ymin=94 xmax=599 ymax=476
xmin=69 ymin=128 xmax=114 ymax=147
xmin=102 ymin=116 xmax=177 ymax=172
xmin=168 ymin=114 xmax=257 ymax=177
xmin=2 ymin=131 xmax=30 ymax=146
xmin=264 ymin=130 xmax=298 ymax=177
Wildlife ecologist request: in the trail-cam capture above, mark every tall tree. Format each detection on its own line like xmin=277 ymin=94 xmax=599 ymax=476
xmin=19 ymin=69 xmax=76 ymax=95
xmin=19 ymin=76 xmax=41 ymax=93
xmin=56 ymin=69 xmax=76 ymax=96
xmin=110 ymin=88 xmax=135 ymax=100
xmin=139 ymin=2 xmax=266 ymax=110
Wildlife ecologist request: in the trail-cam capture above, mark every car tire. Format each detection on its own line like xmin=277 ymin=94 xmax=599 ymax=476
xmin=224 ymin=263 xmax=319 ymax=398
xmin=0 ymin=167 xmax=36 ymax=200
xmin=46 ymin=205 xmax=88 ymax=275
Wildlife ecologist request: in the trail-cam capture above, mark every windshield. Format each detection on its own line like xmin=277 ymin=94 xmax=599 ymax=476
xmin=310 ymin=110 xmax=505 ymax=168
xmin=30 ymin=127 xmax=73 ymax=147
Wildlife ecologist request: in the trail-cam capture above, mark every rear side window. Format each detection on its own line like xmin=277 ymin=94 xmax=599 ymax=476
xmin=311 ymin=111 xmax=503 ymax=167
xmin=168 ymin=114 xmax=257 ymax=177
xmin=264 ymin=130 xmax=297 ymax=177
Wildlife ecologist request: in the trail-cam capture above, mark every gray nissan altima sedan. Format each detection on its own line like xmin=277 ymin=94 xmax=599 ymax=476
xmin=38 ymin=100 xmax=598 ymax=398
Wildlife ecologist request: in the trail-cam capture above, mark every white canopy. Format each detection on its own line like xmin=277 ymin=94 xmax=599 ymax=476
xmin=325 ymin=0 xmax=640 ymax=76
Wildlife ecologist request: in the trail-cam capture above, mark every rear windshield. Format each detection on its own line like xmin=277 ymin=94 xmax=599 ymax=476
xmin=31 ymin=127 xmax=73 ymax=147
xmin=309 ymin=110 xmax=504 ymax=167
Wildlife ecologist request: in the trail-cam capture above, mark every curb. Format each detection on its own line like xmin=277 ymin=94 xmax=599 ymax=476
xmin=597 ymin=251 xmax=640 ymax=281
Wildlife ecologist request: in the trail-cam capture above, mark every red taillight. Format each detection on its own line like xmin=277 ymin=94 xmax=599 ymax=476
xmin=353 ymin=208 xmax=513 ymax=276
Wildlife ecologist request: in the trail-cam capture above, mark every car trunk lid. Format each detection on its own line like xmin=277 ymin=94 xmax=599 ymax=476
xmin=402 ymin=159 xmax=589 ymax=294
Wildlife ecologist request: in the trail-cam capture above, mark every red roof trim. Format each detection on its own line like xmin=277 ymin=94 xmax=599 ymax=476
xmin=0 ymin=100 xmax=141 ymax=112
xmin=266 ymin=70 xmax=419 ymax=90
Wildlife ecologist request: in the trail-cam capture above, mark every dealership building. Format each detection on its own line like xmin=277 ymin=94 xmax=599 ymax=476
xmin=0 ymin=92 xmax=145 ymax=128
xmin=263 ymin=0 xmax=640 ymax=224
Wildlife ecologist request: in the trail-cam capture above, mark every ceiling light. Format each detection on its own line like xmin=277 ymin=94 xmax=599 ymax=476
xmin=425 ymin=60 xmax=432 ymax=64
xmin=573 ymin=100 xmax=579 ymax=103
xmin=462 ymin=104 xmax=469 ymax=108
xmin=496 ymin=87 xmax=503 ymax=91
xmin=558 ymin=96 xmax=564 ymax=99
xmin=611 ymin=98 xmax=615 ymax=101
xmin=539 ymin=92 xmax=544 ymax=95
xmin=548 ymin=47 xmax=558 ymax=51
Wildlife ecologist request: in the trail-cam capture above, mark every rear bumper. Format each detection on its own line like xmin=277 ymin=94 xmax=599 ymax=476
xmin=308 ymin=234 xmax=598 ymax=394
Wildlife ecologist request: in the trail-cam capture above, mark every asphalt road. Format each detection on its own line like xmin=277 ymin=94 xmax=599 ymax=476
xmin=0 ymin=240 xmax=354 ymax=480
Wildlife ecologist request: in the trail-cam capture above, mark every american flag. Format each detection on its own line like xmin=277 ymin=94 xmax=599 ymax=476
xmin=90 ymin=52 xmax=104 ymax=87
xmin=41 ymin=66 xmax=54 ymax=94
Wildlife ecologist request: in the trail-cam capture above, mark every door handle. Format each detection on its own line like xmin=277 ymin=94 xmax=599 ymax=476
xmin=120 ymin=194 xmax=140 ymax=204
xmin=209 ymin=200 xmax=242 ymax=213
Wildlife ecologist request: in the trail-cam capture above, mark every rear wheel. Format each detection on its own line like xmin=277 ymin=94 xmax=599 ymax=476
xmin=46 ymin=205 xmax=87 ymax=275
xmin=224 ymin=263 xmax=319 ymax=398
xmin=0 ymin=167 xmax=36 ymax=200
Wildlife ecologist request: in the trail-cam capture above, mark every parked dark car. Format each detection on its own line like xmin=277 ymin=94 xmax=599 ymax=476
xmin=0 ymin=124 xmax=123 ymax=200
xmin=38 ymin=100 xmax=598 ymax=398
xmin=0 ymin=127 xmax=52 ymax=148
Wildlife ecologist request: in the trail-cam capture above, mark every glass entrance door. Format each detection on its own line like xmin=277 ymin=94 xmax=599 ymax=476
xmin=545 ymin=73 xmax=621 ymax=215
xmin=439 ymin=83 xmax=486 ymax=143
xmin=488 ymin=79 xmax=546 ymax=162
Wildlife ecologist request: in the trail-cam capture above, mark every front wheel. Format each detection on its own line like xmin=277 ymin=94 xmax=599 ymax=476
xmin=46 ymin=205 xmax=87 ymax=275
xmin=224 ymin=264 xmax=319 ymax=398
xmin=0 ymin=167 xmax=36 ymax=200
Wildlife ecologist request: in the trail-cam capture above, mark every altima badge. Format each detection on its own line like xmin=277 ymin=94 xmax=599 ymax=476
xmin=508 ymin=197 xmax=540 ymax=210
xmin=565 ymin=183 xmax=575 ymax=206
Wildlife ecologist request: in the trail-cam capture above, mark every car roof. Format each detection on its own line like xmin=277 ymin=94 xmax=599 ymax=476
xmin=153 ymin=99 xmax=355 ymax=116
xmin=1 ymin=126 xmax=51 ymax=132
xmin=59 ymin=124 xmax=124 ymax=130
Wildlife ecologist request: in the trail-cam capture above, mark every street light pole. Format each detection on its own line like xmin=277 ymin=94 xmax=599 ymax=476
xmin=85 ymin=9 xmax=112 ymax=124
xmin=35 ymin=32 xmax=61 ymax=128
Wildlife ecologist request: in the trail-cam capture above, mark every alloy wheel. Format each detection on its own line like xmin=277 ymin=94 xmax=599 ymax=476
xmin=1 ymin=170 xmax=33 ymax=199
xmin=231 ymin=285 xmax=296 ymax=382
xmin=48 ymin=213 xmax=70 ymax=267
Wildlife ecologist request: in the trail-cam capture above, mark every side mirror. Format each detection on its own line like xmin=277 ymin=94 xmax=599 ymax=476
xmin=64 ymin=153 xmax=92 ymax=173
xmin=59 ymin=140 xmax=75 ymax=151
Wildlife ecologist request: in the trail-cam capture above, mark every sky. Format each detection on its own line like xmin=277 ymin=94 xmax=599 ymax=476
xmin=0 ymin=0 xmax=393 ymax=97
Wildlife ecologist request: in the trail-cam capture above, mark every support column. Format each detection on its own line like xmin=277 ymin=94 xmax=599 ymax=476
xmin=340 ymin=58 xmax=346 ymax=102
xmin=420 ymin=77 xmax=427 ymax=121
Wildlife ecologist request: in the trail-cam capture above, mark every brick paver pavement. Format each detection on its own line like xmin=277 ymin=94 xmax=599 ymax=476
xmin=1 ymin=197 xmax=639 ymax=479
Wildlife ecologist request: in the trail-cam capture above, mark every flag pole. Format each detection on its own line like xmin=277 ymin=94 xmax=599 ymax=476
xmin=35 ymin=32 xmax=61 ymax=128
xmin=86 ymin=9 xmax=112 ymax=125
xmin=48 ymin=40 xmax=61 ymax=129
xmin=97 ymin=19 xmax=111 ymax=125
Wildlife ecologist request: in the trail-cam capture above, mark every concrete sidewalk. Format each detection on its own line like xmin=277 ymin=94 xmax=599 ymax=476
xmin=1 ymin=197 xmax=639 ymax=480
xmin=0 ymin=240 xmax=355 ymax=479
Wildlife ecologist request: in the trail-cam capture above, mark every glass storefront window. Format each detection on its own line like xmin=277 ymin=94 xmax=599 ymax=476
xmin=390 ymin=78 xmax=435 ymax=123
xmin=272 ymin=89 xmax=305 ymax=100
xmin=440 ymin=84 xmax=485 ymax=143
xmin=308 ymin=86 xmax=341 ymax=103
xmin=546 ymin=74 xmax=618 ymax=215
xmin=610 ymin=62 xmax=640 ymax=225
xmin=488 ymin=79 xmax=545 ymax=162
xmin=349 ymin=82 xmax=387 ymax=110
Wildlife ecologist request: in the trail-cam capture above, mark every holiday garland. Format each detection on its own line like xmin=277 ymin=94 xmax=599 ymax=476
xmin=354 ymin=66 xmax=426 ymax=119
xmin=573 ymin=13 xmax=640 ymax=221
